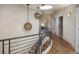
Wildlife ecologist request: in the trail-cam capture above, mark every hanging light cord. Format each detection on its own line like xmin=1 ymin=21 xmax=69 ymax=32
xmin=27 ymin=4 xmax=29 ymax=22
xmin=42 ymin=4 xmax=45 ymax=20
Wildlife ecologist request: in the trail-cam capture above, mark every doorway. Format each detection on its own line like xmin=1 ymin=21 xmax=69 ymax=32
xmin=58 ymin=16 xmax=63 ymax=37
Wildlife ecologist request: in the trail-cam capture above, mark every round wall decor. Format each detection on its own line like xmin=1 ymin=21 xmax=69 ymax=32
xmin=66 ymin=10 xmax=71 ymax=18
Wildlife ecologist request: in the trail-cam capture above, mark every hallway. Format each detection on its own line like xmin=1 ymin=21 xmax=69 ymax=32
xmin=0 ymin=4 xmax=77 ymax=54
xmin=48 ymin=33 xmax=75 ymax=54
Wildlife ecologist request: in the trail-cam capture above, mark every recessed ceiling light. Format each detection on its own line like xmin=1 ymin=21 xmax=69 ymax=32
xmin=40 ymin=5 xmax=53 ymax=10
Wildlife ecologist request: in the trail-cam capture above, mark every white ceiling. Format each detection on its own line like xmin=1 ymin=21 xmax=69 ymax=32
xmin=27 ymin=4 xmax=69 ymax=14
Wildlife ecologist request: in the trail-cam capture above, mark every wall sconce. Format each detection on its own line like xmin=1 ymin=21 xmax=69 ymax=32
xmin=66 ymin=10 xmax=71 ymax=18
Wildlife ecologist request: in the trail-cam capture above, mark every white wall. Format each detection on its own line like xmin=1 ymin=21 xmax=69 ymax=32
xmin=0 ymin=4 xmax=39 ymax=53
xmin=51 ymin=5 xmax=76 ymax=48
xmin=0 ymin=4 xmax=39 ymax=39
xmin=76 ymin=6 xmax=79 ymax=53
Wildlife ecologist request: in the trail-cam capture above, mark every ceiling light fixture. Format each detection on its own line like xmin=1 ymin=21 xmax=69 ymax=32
xmin=40 ymin=5 xmax=53 ymax=10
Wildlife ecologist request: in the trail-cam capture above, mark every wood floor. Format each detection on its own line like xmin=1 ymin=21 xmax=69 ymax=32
xmin=48 ymin=34 xmax=75 ymax=54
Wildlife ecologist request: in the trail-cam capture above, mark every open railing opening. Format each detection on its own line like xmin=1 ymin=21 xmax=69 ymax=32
xmin=0 ymin=34 xmax=40 ymax=54
xmin=0 ymin=31 xmax=52 ymax=54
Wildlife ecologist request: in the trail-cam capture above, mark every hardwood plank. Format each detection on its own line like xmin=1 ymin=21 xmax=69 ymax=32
xmin=48 ymin=33 xmax=75 ymax=54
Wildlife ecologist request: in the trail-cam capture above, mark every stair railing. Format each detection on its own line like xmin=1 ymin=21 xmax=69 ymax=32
xmin=0 ymin=34 xmax=39 ymax=54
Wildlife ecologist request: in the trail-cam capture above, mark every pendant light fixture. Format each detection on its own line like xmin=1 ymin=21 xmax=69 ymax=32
xmin=34 ymin=6 xmax=42 ymax=19
xmin=24 ymin=4 xmax=32 ymax=31
xmin=40 ymin=4 xmax=46 ymax=27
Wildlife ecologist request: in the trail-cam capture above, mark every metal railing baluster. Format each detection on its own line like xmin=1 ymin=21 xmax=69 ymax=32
xmin=2 ymin=41 xmax=4 ymax=54
xmin=9 ymin=40 xmax=10 ymax=54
